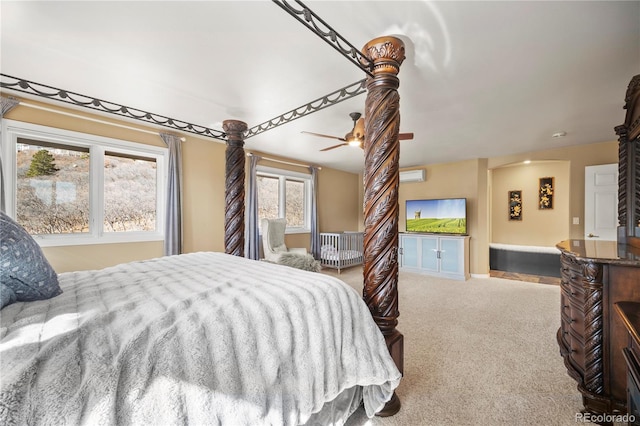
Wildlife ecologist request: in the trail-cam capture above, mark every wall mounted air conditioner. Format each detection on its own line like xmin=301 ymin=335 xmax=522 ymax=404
xmin=399 ymin=169 xmax=425 ymax=183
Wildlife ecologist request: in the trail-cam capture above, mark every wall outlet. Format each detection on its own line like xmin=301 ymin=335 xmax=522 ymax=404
xmin=573 ymin=217 xmax=580 ymax=225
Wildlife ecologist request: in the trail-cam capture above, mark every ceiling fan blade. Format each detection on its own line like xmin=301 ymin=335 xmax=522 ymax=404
xmin=320 ymin=142 xmax=348 ymax=151
xmin=399 ymin=132 xmax=414 ymax=140
xmin=357 ymin=115 xmax=411 ymax=140
xmin=301 ymin=131 xmax=346 ymax=141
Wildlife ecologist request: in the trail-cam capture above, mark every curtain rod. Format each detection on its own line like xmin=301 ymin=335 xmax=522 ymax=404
xmin=247 ymin=152 xmax=321 ymax=170
xmin=16 ymin=100 xmax=186 ymax=142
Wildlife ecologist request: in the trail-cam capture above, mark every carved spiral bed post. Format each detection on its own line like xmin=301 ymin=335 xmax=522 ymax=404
xmin=223 ymin=119 xmax=248 ymax=257
xmin=361 ymin=36 xmax=405 ymax=417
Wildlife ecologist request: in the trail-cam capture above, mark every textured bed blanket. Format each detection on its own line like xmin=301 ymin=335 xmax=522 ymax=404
xmin=0 ymin=252 xmax=400 ymax=425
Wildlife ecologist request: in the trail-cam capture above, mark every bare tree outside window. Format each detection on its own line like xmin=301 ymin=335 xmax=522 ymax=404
xmin=7 ymin=125 xmax=166 ymax=245
xmin=285 ymin=179 xmax=304 ymax=227
xmin=15 ymin=139 xmax=161 ymax=236
xmin=256 ymin=171 xmax=309 ymax=230
xmin=104 ymin=153 xmax=157 ymax=232
xmin=16 ymin=143 xmax=90 ymax=234
xmin=257 ymin=175 xmax=279 ymax=221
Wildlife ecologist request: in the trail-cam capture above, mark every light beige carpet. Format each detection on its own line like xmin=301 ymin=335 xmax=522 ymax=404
xmin=321 ymin=266 xmax=584 ymax=426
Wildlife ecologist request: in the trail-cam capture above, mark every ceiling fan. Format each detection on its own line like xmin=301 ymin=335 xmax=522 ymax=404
xmin=302 ymin=112 xmax=414 ymax=151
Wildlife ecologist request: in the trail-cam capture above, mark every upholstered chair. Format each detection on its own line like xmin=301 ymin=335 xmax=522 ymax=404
xmin=260 ymin=218 xmax=307 ymax=262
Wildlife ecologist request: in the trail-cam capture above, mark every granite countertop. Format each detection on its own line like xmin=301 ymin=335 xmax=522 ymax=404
xmin=556 ymin=239 xmax=640 ymax=265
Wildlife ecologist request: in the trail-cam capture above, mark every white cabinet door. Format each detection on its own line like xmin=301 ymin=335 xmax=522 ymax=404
xmin=400 ymin=235 xmax=419 ymax=268
xmin=419 ymin=235 xmax=439 ymax=273
xmin=399 ymin=234 xmax=469 ymax=280
xmin=439 ymin=237 xmax=463 ymax=275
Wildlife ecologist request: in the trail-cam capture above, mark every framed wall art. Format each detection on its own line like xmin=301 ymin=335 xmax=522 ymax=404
xmin=539 ymin=177 xmax=554 ymax=209
xmin=509 ymin=190 xmax=522 ymax=221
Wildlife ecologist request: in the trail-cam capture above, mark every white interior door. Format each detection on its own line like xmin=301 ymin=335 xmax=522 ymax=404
xmin=584 ymin=164 xmax=618 ymax=241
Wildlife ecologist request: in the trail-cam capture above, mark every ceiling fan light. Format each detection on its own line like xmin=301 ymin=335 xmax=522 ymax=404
xmin=347 ymin=140 xmax=361 ymax=147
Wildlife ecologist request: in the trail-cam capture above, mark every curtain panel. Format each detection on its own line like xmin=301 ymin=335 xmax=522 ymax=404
xmin=245 ymin=154 xmax=261 ymax=260
xmin=0 ymin=96 xmax=20 ymax=213
xmin=309 ymin=166 xmax=320 ymax=259
xmin=160 ymin=133 xmax=183 ymax=256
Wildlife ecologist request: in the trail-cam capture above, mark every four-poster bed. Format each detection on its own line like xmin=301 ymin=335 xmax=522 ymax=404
xmin=1 ymin=1 xmax=406 ymax=423
xmin=222 ymin=33 xmax=406 ymax=416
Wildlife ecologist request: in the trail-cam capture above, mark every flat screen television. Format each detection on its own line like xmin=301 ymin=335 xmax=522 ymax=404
xmin=405 ymin=198 xmax=467 ymax=235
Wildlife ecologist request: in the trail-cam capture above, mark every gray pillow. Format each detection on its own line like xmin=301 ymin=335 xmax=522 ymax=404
xmin=0 ymin=211 xmax=62 ymax=309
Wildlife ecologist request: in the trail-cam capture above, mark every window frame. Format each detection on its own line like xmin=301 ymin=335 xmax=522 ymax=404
xmin=256 ymin=165 xmax=311 ymax=234
xmin=1 ymin=119 xmax=167 ymax=247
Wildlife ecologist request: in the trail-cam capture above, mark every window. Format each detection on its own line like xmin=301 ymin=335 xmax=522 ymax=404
xmin=103 ymin=151 xmax=157 ymax=233
xmin=2 ymin=120 xmax=167 ymax=246
xmin=257 ymin=166 xmax=311 ymax=233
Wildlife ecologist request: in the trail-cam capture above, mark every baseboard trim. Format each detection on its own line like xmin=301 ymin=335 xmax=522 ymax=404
xmin=471 ymin=273 xmax=490 ymax=279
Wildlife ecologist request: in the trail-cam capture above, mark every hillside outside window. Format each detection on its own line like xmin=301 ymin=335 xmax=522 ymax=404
xmin=256 ymin=166 xmax=311 ymax=233
xmin=2 ymin=120 xmax=167 ymax=246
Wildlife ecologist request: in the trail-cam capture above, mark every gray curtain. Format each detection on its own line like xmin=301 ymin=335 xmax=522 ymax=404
xmin=309 ymin=166 xmax=320 ymax=259
xmin=159 ymin=133 xmax=183 ymax=256
xmin=1 ymin=96 xmax=20 ymax=213
xmin=245 ymin=154 xmax=261 ymax=260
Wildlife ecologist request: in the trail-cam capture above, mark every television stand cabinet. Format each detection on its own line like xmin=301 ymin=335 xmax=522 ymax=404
xmin=398 ymin=233 xmax=470 ymax=280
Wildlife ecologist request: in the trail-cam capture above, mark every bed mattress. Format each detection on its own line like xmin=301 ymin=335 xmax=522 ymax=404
xmin=0 ymin=252 xmax=400 ymax=425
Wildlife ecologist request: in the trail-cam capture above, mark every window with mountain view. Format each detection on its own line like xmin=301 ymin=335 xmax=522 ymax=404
xmin=104 ymin=152 xmax=157 ymax=232
xmin=16 ymin=140 xmax=91 ymax=235
xmin=3 ymin=121 xmax=167 ymax=246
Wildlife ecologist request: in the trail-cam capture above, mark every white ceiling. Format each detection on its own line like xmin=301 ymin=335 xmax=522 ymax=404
xmin=2 ymin=1 xmax=639 ymax=173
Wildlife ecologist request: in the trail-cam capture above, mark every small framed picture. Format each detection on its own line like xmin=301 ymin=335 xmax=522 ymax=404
xmin=509 ymin=190 xmax=522 ymax=221
xmin=539 ymin=177 xmax=554 ymax=209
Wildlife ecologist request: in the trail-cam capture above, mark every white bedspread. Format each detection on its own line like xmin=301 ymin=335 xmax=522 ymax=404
xmin=0 ymin=252 xmax=400 ymax=425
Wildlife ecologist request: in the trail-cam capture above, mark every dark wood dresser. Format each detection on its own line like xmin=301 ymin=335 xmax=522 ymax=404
xmin=614 ymin=302 xmax=640 ymax=425
xmin=556 ymin=239 xmax=640 ymax=416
